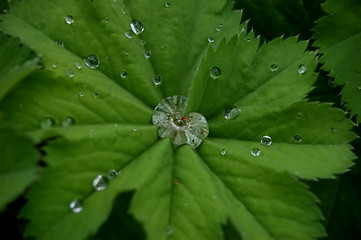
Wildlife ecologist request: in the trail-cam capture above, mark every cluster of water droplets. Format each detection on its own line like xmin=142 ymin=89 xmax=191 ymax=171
xmin=269 ymin=64 xmax=307 ymax=74
xmin=152 ymin=96 xmax=209 ymax=149
xmin=40 ymin=116 xmax=75 ymax=129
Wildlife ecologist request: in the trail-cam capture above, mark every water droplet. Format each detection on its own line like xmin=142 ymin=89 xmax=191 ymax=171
xmin=329 ymin=127 xmax=335 ymax=133
xmin=92 ymin=175 xmax=108 ymax=191
xmin=62 ymin=116 xmax=75 ymax=128
xmin=144 ymin=50 xmax=151 ymax=58
xmin=210 ymin=66 xmax=221 ymax=79
xmin=165 ymin=3 xmax=170 ymax=7
xmin=114 ymin=123 xmax=119 ymax=128
xmin=296 ymin=112 xmax=302 ymax=119
xmin=65 ymin=15 xmax=74 ymax=25
xmin=107 ymin=170 xmax=118 ymax=180
xmin=166 ymin=226 xmax=174 ymax=236
xmin=270 ymin=64 xmax=278 ymax=72
xmin=66 ymin=69 xmax=74 ymax=78
xmin=174 ymin=178 xmax=180 ymax=185
xmin=74 ymin=62 xmax=82 ymax=70
xmin=293 ymin=134 xmax=302 ymax=142
xmin=121 ymin=8 xmax=126 ymax=14
xmin=52 ymin=63 xmax=57 ymax=68
xmin=358 ymin=85 xmax=361 ymax=90
xmin=130 ymin=19 xmax=144 ymax=35
xmin=261 ymin=136 xmax=272 ymax=146
xmin=152 ymin=96 xmax=209 ymax=149
xmin=224 ymin=106 xmax=241 ymax=120
xmin=251 ymin=148 xmax=261 ymax=157
xmin=69 ymin=199 xmax=83 ymax=213
xmin=221 ymin=149 xmax=227 ymax=156
xmin=104 ymin=17 xmax=109 ymax=23
xmin=208 ymin=36 xmax=215 ymax=43
xmin=140 ymin=40 xmax=146 ymax=45
xmin=124 ymin=51 xmax=129 ymax=56
xmin=216 ymin=23 xmax=223 ymax=31
xmin=79 ymin=92 xmax=84 ymax=97
xmin=120 ymin=70 xmax=127 ymax=78
xmin=84 ymin=54 xmax=100 ymax=69
xmin=56 ymin=40 xmax=64 ymax=48
xmin=152 ymin=75 xmax=162 ymax=85
xmin=40 ymin=117 xmax=55 ymax=129
xmin=125 ymin=30 xmax=133 ymax=39
xmin=298 ymin=65 xmax=307 ymax=74
xmin=133 ymin=128 xmax=138 ymax=132
xmin=93 ymin=92 xmax=99 ymax=97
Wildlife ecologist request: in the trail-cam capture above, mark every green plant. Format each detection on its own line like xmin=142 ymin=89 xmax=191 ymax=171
xmin=0 ymin=0 xmax=360 ymax=239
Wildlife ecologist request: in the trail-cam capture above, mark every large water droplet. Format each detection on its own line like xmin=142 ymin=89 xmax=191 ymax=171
xmin=40 ymin=117 xmax=55 ymax=129
xmin=152 ymin=75 xmax=162 ymax=85
xmin=92 ymin=175 xmax=108 ymax=191
xmin=270 ymin=64 xmax=278 ymax=72
xmin=224 ymin=106 xmax=241 ymax=120
xmin=210 ymin=66 xmax=221 ymax=79
xmin=261 ymin=136 xmax=272 ymax=146
xmin=293 ymin=134 xmax=302 ymax=142
xmin=69 ymin=199 xmax=83 ymax=213
xmin=251 ymin=148 xmax=261 ymax=157
xmin=144 ymin=50 xmax=151 ymax=58
xmin=84 ymin=54 xmax=100 ymax=69
xmin=62 ymin=116 xmax=75 ymax=128
xmin=65 ymin=15 xmax=74 ymax=25
xmin=56 ymin=40 xmax=64 ymax=48
xmin=298 ymin=65 xmax=307 ymax=74
xmin=125 ymin=30 xmax=133 ymax=39
xmin=152 ymin=96 xmax=209 ymax=148
xmin=208 ymin=36 xmax=215 ymax=43
xmin=221 ymin=149 xmax=227 ymax=156
xmin=130 ymin=19 xmax=144 ymax=34
xmin=107 ymin=170 xmax=118 ymax=180
xmin=120 ymin=70 xmax=127 ymax=78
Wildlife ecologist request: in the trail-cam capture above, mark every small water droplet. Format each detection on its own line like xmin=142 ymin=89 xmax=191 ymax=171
xmin=251 ymin=148 xmax=261 ymax=157
xmin=120 ymin=70 xmax=127 ymax=78
xmin=167 ymin=226 xmax=174 ymax=236
xmin=114 ymin=123 xmax=119 ymax=128
xmin=121 ymin=8 xmax=126 ymax=14
xmin=174 ymin=178 xmax=180 ymax=185
xmin=293 ymin=134 xmax=302 ymax=142
xmin=216 ymin=23 xmax=223 ymax=31
xmin=79 ymin=92 xmax=84 ymax=97
xmin=224 ymin=106 xmax=241 ymax=120
xmin=144 ymin=50 xmax=151 ymax=58
xmin=152 ymin=75 xmax=162 ymax=85
xmin=261 ymin=136 xmax=272 ymax=146
xmin=104 ymin=17 xmax=109 ymax=23
xmin=296 ymin=112 xmax=302 ymax=119
xmin=358 ymin=85 xmax=361 ymax=90
xmin=221 ymin=149 xmax=227 ymax=156
xmin=130 ymin=19 xmax=144 ymax=35
xmin=52 ymin=62 xmax=57 ymax=68
xmin=93 ymin=92 xmax=99 ymax=97
xmin=210 ymin=66 xmax=221 ymax=79
xmin=65 ymin=15 xmax=74 ymax=25
xmin=66 ymin=69 xmax=74 ymax=78
xmin=107 ymin=170 xmax=118 ymax=180
xmin=84 ymin=54 xmax=100 ymax=69
xmin=62 ymin=116 xmax=75 ymax=128
xmin=40 ymin=117 xmax=55 ymax=129
xmin=329 ymin=127 xmax=335 ymax=133
xmin=133 ymin=128 xmax=138 ymax=132
xmin=92 ymin=175 xmax=108 ymax=191
xmin=74 ymin=62 xmax=82 ymax=70
xmin=125 ymin=30 xmax=133 ymax=39
xmin=165 ymin=3 xmax=170 ymax=7
xmin=298 ymin=65 xmax=307 ymax=74
xmin=270 ymin=64 xmax=278 ymax=72
xmin=124 ymin=51 xmax=129 ymax=56
xmin=69 ymin=199 xmax=83 ymax=213
xmin=56 ymin=40 xmax=64 ymax=48
xmin=141 ymin=40 xmax=146 ymax=45
xmin=208 ymin=36 xmax=215 ymax=43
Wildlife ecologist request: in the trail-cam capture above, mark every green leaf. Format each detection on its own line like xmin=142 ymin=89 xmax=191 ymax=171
xmin=0 ymin=124 xmax=39 ymax=210
xmin=0 ymin=34 xmax=39 ymax=101
xmin=313 ymin=0 xmax=361 ymax=122
xmin=0 ymin=0 xmax=356 ymax=240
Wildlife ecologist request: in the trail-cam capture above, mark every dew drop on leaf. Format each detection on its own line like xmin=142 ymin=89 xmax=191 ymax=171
xmin=152 ymin=96 xmax=209 ymax=148
xmin=64 ymin=15 xmax=74 ymax=25
xmin=251 ymin=148 xmax=261 ymax=157
xmin=84 ymin=54 xmax=100 ymax=69
xmin=144 ymin=50 xmax=151 ymax=58
xmin=330 ymin=127 xmax=335 ymax=133
xmin=296 ymin=112 xmax=302 ymax=119
xmin=52 ymin=62 xmax=57 ymax=68
xmin=121 ymin=8 xmax=126 ymax=14
xmin=74 ymin=62 xmax=82 ymax=70
xmin=208 ymin=36 xmax=215 ymax=43
xmin=124 ymin=51 xmax=129 ymax=56
xmin=125 ymin=30 xmax=133 ymax=39
xmin=79 ymin=92 xmax=84 ymax=97
xmin=174 ymin=178 xmax=180 ymax=185
xmin=221 ymin=149 xmax=227 ymax=156
xmin=107 ymin=170 xmax=118 ymax=180
xmin=261 ymin=136 xmax=272 ymax=146
xmin=165 ymin=2 xmax=170 ymax=7
xmin=167 ymin=226 xmax=174 ymax=236
xmin=133 ymin=128 xmax=138 ymax=132
xmin=224 ymin=106 xmax=241 ymax=120
xmin=62 ymin=116 xmax=75 ymax=128
xmin=130 ymin=19 xmax=144 ymax=34
xmin=93 ymin=92 xmax=99 ymax=97
xmin=120 ymin=70 xmax=127 ymax=78
xmin=152 ymin=75 xmax=162 ymax=85
xmin=140 ymin=40 xmax=146 ymax=45
xmin=56 ymin=40 xmax=64 ymax=48
xmin=40 ymin=117 xmax=55 ymax=129
xmin=358 ymin=85 xmax=361 ymax=90
xmin=298 ymin=65 xmax=307 ymax=74
xmin=216 ymin=23 xmax=223 ymax=31
xmin=69 ymin=199 xmax=83 ymax=213
xmin=104 ymin=17 xmax=109 ymax=23
xmin=293 ymin=134 xmax=302 ymax=142
xmin=270 ymin=64 xmax=278 ymax=72
xmin=66 ymin=69 xmax=74 ymax=78
xmin=210 ymin=66 xmax=221 ymax=79
xmin=92 ymin=175 xmax=108 ymax=191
